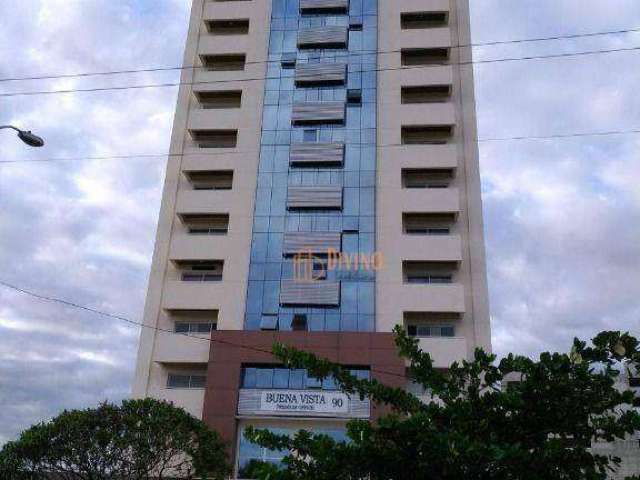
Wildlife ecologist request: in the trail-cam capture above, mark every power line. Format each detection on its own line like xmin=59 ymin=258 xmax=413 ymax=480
xmin=478 ymin=128 xmax=640 ymax=142
xmin=1 ymin=25 xmax=639 ymax=84
xmin=2 ymin=44 xmax=640 ymax=98
xmin=0 ymin=279 xmax=409 ymax=380
xmin=3 ymin=127 xmax=640 ymax=166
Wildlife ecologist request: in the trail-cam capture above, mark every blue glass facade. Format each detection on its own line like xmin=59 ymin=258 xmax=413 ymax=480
xmin=238 ymin=427 xmax=348 ymax=474
xmin=244 ymin=0 xmax=378 ymax=332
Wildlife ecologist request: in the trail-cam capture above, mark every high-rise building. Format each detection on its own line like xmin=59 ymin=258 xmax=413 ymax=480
xmin=133 ymin=0 xmax=491 ymax=474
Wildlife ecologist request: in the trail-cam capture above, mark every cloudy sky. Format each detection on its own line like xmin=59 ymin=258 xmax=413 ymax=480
xmin=1 ymin=0 xmax=639 ymax=444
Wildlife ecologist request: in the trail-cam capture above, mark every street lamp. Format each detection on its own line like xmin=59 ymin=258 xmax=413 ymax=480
xmin=0 ymin=125 xmax=45 ymax=147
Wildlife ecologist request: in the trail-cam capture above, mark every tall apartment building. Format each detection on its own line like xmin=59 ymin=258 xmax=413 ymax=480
xmin=133 ymin=0 xmax=491 ymax=474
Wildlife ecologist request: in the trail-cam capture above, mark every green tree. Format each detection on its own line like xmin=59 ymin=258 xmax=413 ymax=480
xmin=245 ymin=328 xmax=640 ymax=480
xmin=0 ymin=398 xmax=230 ymax=480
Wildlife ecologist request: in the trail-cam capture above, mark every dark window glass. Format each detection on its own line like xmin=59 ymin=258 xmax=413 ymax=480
xmin=322 ymin=375 xmax=337 ymax=390
xmin=273 ymin=368 xmax=290 ymax=388
xmin=195 ymin=323 xmax=214 ymax=333
xmin=190 ymin=375 xmax=206 ymax=388
xmin=260 ymin=315 xmax=279 ymax=331
xmin=303 ymin=129 xmax=318 ymax=142
xmin=305 ymin=373 xmax=322 ymax=389
xmin=407 ymin=325 xmax=417 ymax=336
xmin=256 ymin=368 xmax=274 ymax=388
xmin=167 ymin=374 xmax=190 ymax=389
xmin=292 ymin=314 xmax=308 ymax=331
xmin=175 ymin=323 xmax=190 ymax=334
xmin=347 ymin=89 xmax=362 ymax=105
xmin=351 ymin=370 xmax=370 ymax=381
xmin=289 ymin=369 xmax=305 ymax=389
xmin=441 ymin=326 xmax=455 ymax=337
xmin=243 ymin=368 xmax=257 ymax=388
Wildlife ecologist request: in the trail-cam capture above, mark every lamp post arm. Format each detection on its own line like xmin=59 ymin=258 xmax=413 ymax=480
xmin=0 ymin=125 xmax=21 ymax=132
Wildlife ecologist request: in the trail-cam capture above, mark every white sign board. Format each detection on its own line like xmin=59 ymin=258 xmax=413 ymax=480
xmin=259 ymin=390 xmax=350 ymax=415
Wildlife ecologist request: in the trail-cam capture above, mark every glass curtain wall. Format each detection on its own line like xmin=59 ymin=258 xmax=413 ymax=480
xmin=245 ymin=0 xmax=379 ymax=332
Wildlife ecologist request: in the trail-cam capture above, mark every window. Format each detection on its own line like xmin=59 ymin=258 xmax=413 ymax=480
xmin=175 ymin=322 xmax=216 ymax=334
xmin=205 ymin=19 xmax=250 ymax=35
xmin=195 ymin=90 xmax=242 ymax=109
xmin=401 ymin=125 xmax=453 ymax=145
xmin=170 ymin=309 xmax=218 ymax=333
xmin=347 ymin=89 xmax=362 ymax=105
xmin=167 ymin=374 xmax=207 ymax=389
xmin=291 ymin=314 xmax=308 ymax=331
xmin=401 ymin=11 xmax=449 ymax=29
xmin=630 ymin=377 xmax=640 ymax=388
xmin=238 ymin=427 xmax=348 ymax=476
xmin=349 ymin=21 xmax=363 ymax=31
xmin=401 ymin=85 xmax=451 ymax=104
xmin=402 ymin=169 xmax=454 ymax=188
xmin=260 ymin=314 xmax=278 ymax=331
xmin=179 ymin=213 xmax=229 ymax=235
xmin=190 ymin=129 xmax=238 ymax=148
xmin=407 ymin=325 xmax=455 ymax=337
xmin=281 ymin=52 xmax=297 ymax=68
xmin=404 ymin=312 xmax=459 ymax=338
xmin=403 ymin=213 xmax=456 ymax=235
xmin=401 ymin=48 xmax=449 ymax=66
xmin=200 ymin=53 xmax=246 ymax=71
xmin=303 ymin=129 xmax=318 ymax=142
xmin=403 ymin=261 xmax=457 ymax=284
xmin=184 ymin=170 xmax=233 ymax=190
xmin=240 ymin=367 xmax=369 ymax=390
xmin=175 ymin=260 xmax=224 ymax=282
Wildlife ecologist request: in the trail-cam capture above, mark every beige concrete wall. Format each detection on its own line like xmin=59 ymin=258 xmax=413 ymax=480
xmin=376 ymin=0 xmax=491 ymax=358
xmin=132 ymin=0 xmax=271 ymax=405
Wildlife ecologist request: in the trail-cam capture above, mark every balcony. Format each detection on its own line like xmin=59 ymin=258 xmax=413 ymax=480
xmin=163 ymin=281 xmax=229 ymax=310
xmin=393 ymin=284 xmax=465 ymax=313
xmin=176 ymin=188 xmax=235 ymax=213
xmin=204 ymin=1 xmax=254 ymax=20
xmin=199 ymin=35 xmax=252 ymax=57
xmin=400 ymin=102 xmax=455 ymax=126
xmin=399 ymin=27 xmax=452 ymax=50
xmin=415 ymin=336 xmax=468 ymax=368
xmin=187 ymin=108 xmax=241 ymax=131
xmin=154 ymin=330 xmax=210 ymax=364
xmin=169 ymin=234 xmax=234 ymax=262
xmin=399 ymin=234 xmax=462 ymax=262
xmin=400 ymin=187 xmax=460 ymax=213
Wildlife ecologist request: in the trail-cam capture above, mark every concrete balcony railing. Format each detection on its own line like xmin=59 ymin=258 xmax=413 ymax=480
xmin=415 ymin=336 xmax=468 ymax=368
xmin=169 ymin=234 xmax=235 ymax=262
xmin=393 ymin=284 xmax=466 ymax=313
xmin=399 ymin=27 xmax=452 ymax=50
xmin=399 ymin=187 xmax=460 ymax=213
xmin=162 ymin=281 xmax=230 ymax=310
xmin=203 ymin=0 xmax=255 ymax=20
xmin=153 ymin=330 xmax=210 ymax=364
xmin=399 ymin=234 xmax=462 ymax=262
xmin=187 ymin=108 xmax=242 ymax=131
xmin=175 ymin=189 xmax=235 ymax=214
xmin=400 ymin=102 xmax=456 ymax=126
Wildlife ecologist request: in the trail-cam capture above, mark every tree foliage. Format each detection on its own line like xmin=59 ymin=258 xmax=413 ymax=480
xmin=0 ymin=398 xmax=230 ymax=480
xmin=246 ymin=328 xmax=640 ymax=480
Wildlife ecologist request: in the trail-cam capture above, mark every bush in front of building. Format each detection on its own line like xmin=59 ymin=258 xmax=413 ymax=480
xmin=0 ymin=398 xmax=230 ymax=480
xmin=245 ymin=328 xmax=640 ymax=480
